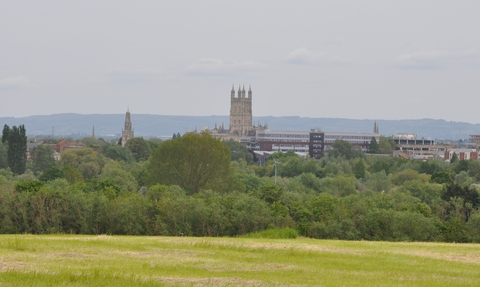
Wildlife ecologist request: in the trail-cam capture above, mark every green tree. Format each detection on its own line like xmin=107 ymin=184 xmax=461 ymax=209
xmin=430 ymin=171 xmax=453 ymax=185
xmin=378 ymin=136 xmax=396 ymax=154
xmin=255 ymin=184 xmax=284 ymax=204
xmin=330 ymin=139 xmax=364 ymax=160
xmin=126 ymin=137 xmax=152 ymax=162
xmin=30 ymin=145 xmax=57 ymax=174
xmin=102 ymin=144 xmax=135 ymax=163
xmin=146 ymin=138 xmax=162 ymax=151
xmin=369 ymin=160 xmax=391 ymax=175
xmin=390 ymin=169 xmax=430 ymax=186
xmin=81 ymin=137 xmax=104 ymax=148
xmin=0 ymin=141 xmax=8 ymax=169
xmin=59 ymin=148 xmax=105 ymax=169
xmin=223 ymin=139 xmax=254 ymax=164
xmin=365 ymin=171 xmax=391 ymax=192
xmin=450 ymin=152 xmax=458 ymax=164
xmin=39 ymin=167 xmax=64 ymax=182
xmin=442 ymin=183 xmax=479 ymax=221
xmin=2 ymin=124 xmax=27 ymax=175
xmin=146 ymin=132 xmax=232 ymax=194
xmin=468 ymin=160 xmax=480 ymax=181
xmin=353 ymin=158 xmax=366 ymax=179
xmin=99 ymin=160 xmax=138 ymax=191
xmin=454 ymin=160 xmax=469 ymax=174
xmin=369 ymin=137 xmax=379 ymax=154
xmin=78 ymin=162 xmax=101 ymax=180
xmin=319 ymin=176 xmax=357 ymax=197
xmin=61 ymin=165 xmax=84 ymax=184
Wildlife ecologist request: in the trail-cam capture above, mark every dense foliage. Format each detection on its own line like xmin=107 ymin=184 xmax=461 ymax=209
xmin=2 ymin=124 xmax=27 ymax=175
xmin=1 ymin=136 xmax=480 ymax=242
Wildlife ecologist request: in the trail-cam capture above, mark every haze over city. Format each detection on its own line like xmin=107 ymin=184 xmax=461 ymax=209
xmin=1 ymin=1 xmax=479 ymax=123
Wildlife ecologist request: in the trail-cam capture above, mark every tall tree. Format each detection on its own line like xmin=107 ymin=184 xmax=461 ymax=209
xmin=102 ymin=144 xmax=135 ymax=163
xmin=223 ymin=139 xmax=254 ymax=164
xmin=30 ymin=145 xmax=57 ymax=174
xmin=442 ymin=183 xmax=479 ymax=221
xmin=330 ymin=139 xmax=364 ymax=159
xmin=378 ymin=136 xmax=396 ymax=154
xmin=2 ymin=124 xmax=27 ymax=175
xmin=146 ymin=132 xmax=232 ymax=194
xmin=125 ymin=137 xmax=152 ymax=162
xmin=369 ymin=137 xmax=379 ymax=154
xmin=0 ymin=141 xmax=8 ymax=169
xmin=450 ymin=152 xmax=458 ymax=164
xmin=353 ymin=158 xmax=366 ymax=179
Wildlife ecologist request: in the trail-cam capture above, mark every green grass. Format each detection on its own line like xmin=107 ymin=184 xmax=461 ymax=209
xmin=0 ymin=235 xmax=479 ymax=286
xmin=241 ymin=228 xmax=298 ymax=239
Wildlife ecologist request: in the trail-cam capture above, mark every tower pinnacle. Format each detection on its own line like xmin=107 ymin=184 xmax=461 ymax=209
xmin=121 ymin=109 xmax=134 ymax=147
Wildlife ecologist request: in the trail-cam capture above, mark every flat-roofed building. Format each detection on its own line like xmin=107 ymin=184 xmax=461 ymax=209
xmin=324 ymin=131 xmax=379 ymax=152
xmin=309 ymin=128 xmax=325 ymax=160
xmin=469 ymin=134 xmax=480 ymax=145
xmin=254 ymin=130 xmax=310 ymax=152
xmin=444 ymin=149 xmax=479 ymax=161
xmin=393 ymin=133 xmax=455 ymax=158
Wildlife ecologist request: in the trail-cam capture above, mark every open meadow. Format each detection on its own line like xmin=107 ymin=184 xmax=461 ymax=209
xmin=0 ymin=235 xmax=479 ymax=286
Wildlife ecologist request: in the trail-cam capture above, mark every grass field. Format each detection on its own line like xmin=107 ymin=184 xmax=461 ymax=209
xmin=0 ymin=235 xmax=479 ymax=286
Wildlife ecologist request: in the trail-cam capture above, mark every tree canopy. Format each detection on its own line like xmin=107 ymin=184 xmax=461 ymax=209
xmin=126 ymin=137 xmax=152 ymax=162
xmin=369 ymin=137 xmax=379 ymax=154
xmin=145 ymin=132 xmax=232 ymax=194
xmin=223 ymin=139 xmax=254 ymax=164
xmin=31 ymin=144 xmax=57 ymax=174
xmin=2 ymin=124 xmax=27 ymax=175
xmin=378 ymin=136 xmax=396 ymax=154
xmin=329 ymin=139 xmax=364 ymax=160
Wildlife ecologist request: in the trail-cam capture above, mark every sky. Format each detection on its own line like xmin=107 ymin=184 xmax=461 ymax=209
xmin=1 ymin=1 xmax=479 ymax=123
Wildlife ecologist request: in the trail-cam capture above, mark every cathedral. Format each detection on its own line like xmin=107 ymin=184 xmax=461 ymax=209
xmin=229 ymin=85 xmax=253 ymax=136
xmin=197 ymin=85 xmax=267 ymax=140
xmin=121 ymin=109 xmax=134 ymax=146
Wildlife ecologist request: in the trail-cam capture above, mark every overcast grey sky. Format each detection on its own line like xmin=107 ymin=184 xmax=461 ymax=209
xmin=1 ymin=1 xmax=479 ymax=123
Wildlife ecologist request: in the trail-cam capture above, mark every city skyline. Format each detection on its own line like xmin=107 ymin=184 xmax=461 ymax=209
xmin=1 ymin=1 xmax=480 ymax=123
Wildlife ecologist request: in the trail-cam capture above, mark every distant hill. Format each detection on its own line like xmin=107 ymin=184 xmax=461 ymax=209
xmin=0 ymin=114 xmax=479 ymax=140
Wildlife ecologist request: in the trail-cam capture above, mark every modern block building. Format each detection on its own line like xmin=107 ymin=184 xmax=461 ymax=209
xmin=309 ymin=128 xmax=325 ymax=159
xmin=324 ymin=131 xmax=379 ymax=152
xmin=444 ymin=149 xmax=479 ymax=161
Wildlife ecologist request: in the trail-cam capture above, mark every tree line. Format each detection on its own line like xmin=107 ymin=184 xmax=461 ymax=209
xmin=0 ymin=130 xmax=479 ymax=242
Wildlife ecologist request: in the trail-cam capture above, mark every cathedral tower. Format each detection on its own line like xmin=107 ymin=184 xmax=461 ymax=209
xmin=121 ymin=109 xmax=134 ymax=147
xmin=229 ymin=85 xmax=253 ymax=136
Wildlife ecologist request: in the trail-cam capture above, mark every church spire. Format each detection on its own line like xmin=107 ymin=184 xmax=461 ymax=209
xmin=92 ymin=125 xmax=95 ymax=139
xmin=124 ymin=109 xmax=132 ymax=131
xmin=121 ymin=109 xmax=134 ymax=147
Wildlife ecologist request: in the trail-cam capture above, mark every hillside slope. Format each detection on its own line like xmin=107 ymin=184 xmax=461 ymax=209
xmin=1 ymin=114 xmax=478 ymax=140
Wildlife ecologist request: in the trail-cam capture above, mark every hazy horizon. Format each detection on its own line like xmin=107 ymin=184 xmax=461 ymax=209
xmin=2 ymin=112 xmax=478 ymax=125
